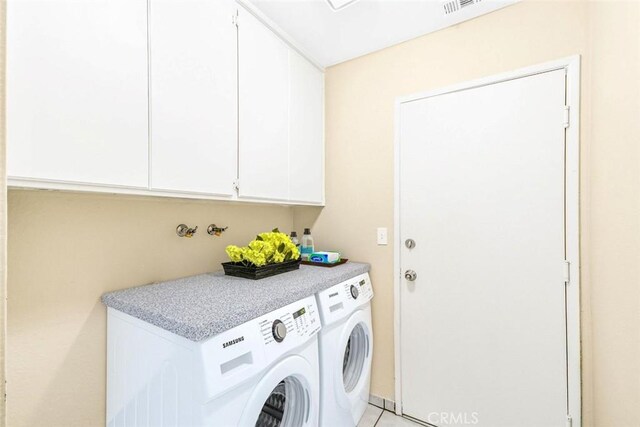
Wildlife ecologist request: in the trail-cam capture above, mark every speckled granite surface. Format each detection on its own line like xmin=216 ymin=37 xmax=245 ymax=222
xmin=101 ymin=262 xmax=370 ymax=341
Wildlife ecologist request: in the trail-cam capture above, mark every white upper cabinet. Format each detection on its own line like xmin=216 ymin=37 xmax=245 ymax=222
xmin=149 ymin=0 xmax=237 ymax=196
xmin=7 ymin=0 xmax=149 ymax=188
xmin=238 ymin=8 xmax=290 ymax=201
xmin=238 ymin=6 xmax=324 ymax=204
xmin=288 ymin=51 xmax=324 ymax=204
xmin=7 ymin=0 xmax=323 ymax=205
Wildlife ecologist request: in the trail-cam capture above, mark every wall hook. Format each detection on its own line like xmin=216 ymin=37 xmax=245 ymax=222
xmin=207 ymin=224 xmax=229 ymax=237
xmin=176 ymin=224 xmax=198 ymax=238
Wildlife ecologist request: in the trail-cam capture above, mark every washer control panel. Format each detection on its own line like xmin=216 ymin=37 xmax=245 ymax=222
xmin=317 ymin=273 xmax=373 ymax=326
xmin=201 ymin=295 xmax=320 ymax=398
xmin=258 ymin=296 xmax=321 ymax=348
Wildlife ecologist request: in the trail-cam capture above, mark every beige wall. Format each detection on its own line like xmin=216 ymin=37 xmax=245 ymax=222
xmin=7 ymin=191 xmax=293 ymax=426
xmin=585 ymin=1 xmax=640 ymax=424
xmin=296 ymin=0 xmax=640 ymax=426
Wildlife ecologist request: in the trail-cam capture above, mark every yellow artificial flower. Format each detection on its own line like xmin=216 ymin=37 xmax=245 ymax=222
xmin=290 ymin=244 xmax=300 ymax=260
xmin=242 ymin=247 xmax=267 ymax=267
xmin=249 ymin=240 xmax=276 ymax=258
xmin=272 ymin=251 xmax=285 ymax=263
xmin=225 ymin=245 xmax=244 ymax=263
xmin=226 ymin=228 xmax=300 ymax=266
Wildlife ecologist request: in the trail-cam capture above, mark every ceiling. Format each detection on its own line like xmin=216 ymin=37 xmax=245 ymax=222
xmin=246 ymin=0 xmax=520 ymax=67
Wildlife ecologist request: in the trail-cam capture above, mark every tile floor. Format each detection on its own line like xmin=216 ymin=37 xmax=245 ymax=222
xmin=357 ymin=404 xmax=423 ymax=427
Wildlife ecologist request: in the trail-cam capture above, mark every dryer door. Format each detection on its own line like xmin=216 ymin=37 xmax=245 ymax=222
xmin=240 ymin=355 xmax=318 ymax=427
xmin=334 ymin=306 xmax=373 ymax=410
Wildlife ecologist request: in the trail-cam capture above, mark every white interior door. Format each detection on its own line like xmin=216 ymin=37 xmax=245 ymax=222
xmin=399 ymin=70 xmax=568 ymax=427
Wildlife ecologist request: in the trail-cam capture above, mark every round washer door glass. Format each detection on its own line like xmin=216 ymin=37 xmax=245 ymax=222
xmin=343 ymin=323 xmax=368 ymax=393
xmin=255 ymin=376 xmax=309 ymax=427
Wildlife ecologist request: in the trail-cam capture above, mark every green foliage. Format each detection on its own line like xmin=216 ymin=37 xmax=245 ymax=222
xmin=225 ymin=229 xmax=300 ymax=267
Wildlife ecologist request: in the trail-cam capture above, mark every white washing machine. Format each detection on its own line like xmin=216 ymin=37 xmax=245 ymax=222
xmin=106 ymin=295 xmax=321 ymax=427
xmin=316 ymin=272 xmax=374 ymax=427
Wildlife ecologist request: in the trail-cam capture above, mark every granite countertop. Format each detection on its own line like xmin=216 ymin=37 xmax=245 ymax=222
xmin=101 ymin=262 xmax=370 ymax=342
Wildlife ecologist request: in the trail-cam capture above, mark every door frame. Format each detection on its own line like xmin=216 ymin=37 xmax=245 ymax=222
xmin=393 ymin=55 xmax=581 ymax=425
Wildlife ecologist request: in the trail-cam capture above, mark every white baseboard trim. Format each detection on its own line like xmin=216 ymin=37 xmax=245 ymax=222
xmin=368 ymin=394 xmax=395 ymax=412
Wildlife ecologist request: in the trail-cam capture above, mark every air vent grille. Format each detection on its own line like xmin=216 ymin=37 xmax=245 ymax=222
xmin=443 ymin=0 xmax=482 ymax=15
xmin=443 ymin=0 xmax=458 ymax=14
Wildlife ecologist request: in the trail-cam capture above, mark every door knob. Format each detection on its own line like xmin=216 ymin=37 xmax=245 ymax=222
xmin=405 ymin=239 xmax=416 ymax=249
xmin=404 ymin=270 xmax=417 ymax=281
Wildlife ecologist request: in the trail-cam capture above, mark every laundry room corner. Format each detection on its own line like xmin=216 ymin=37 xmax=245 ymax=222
xmin=294 ymin=0 xmax=592 ymax=405
xmin=301 ymin=1 xmax=640 ymax=425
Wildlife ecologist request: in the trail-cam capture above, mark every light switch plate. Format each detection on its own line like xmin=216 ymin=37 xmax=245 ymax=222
xmin=377 ymin=227 xmax=388 ymax=245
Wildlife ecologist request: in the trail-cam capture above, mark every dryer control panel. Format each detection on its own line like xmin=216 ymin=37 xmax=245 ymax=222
xmin=316 ymin=272 xmax=373 ymax=326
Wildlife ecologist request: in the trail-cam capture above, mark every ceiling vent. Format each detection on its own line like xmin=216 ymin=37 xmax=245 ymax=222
xmin=442 ymin=0 xmax=482 ymax=15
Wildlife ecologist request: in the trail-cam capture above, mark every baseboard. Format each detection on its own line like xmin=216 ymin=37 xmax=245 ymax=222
xmin=368 ymin=394 xmax=395 ymax=412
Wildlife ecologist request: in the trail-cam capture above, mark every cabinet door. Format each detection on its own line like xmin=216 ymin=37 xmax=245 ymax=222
xmin=7 ymin=0 xmax=149 ymax=187
xmin=149 ymin=0 xmax=237 ymax=195
xmin=289 ymin=51 xmax=324 ymax=204
xmin=238 ymin=8 xmax=290 ymax=201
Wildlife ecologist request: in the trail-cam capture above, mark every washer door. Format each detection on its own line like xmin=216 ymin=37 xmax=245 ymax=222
xmin=335 ymin=308 xmax=373 ymax=403
xmin=240 ymin=355 xmax=316 ymax=427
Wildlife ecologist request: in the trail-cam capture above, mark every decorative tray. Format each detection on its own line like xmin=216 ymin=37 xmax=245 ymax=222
xmin=301 ymin=258 xmax=348 ymax=268
xmin=222 ymin=258 xmax=301 ymax=280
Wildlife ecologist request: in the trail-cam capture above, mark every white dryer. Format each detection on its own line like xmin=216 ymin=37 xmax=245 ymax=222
xmin=316 ymin=272 xmax=374 ymax=426
xmin=106 ymin=295 xmax=321 ymax=427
